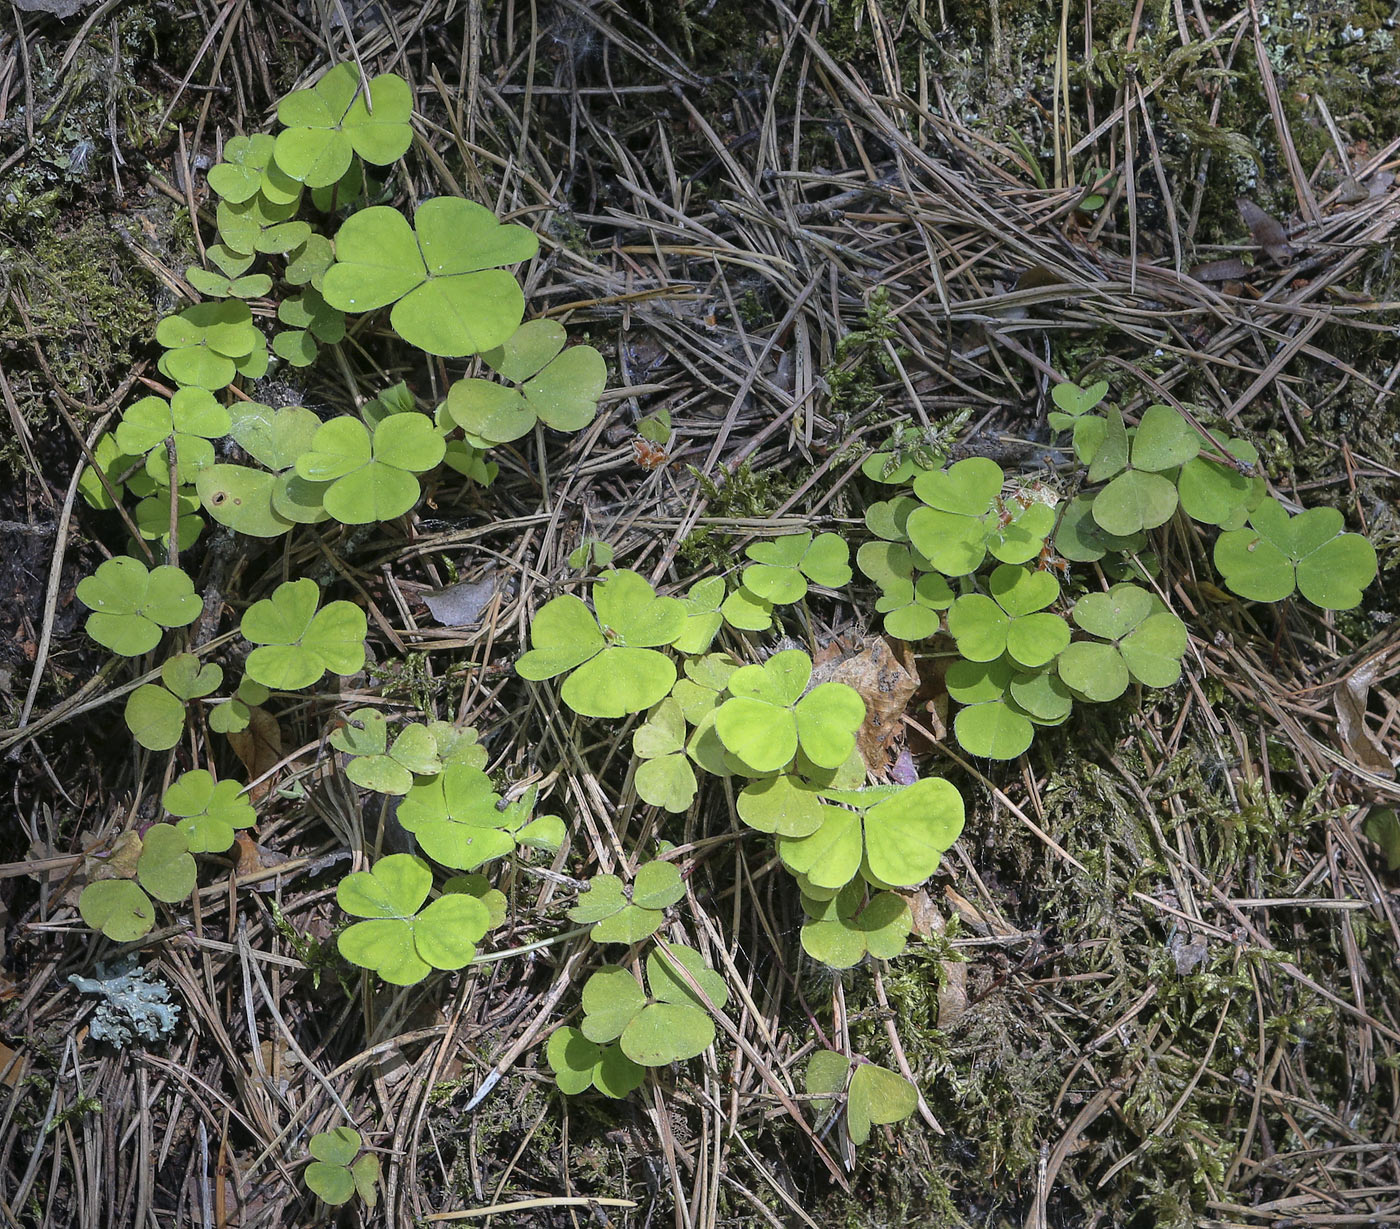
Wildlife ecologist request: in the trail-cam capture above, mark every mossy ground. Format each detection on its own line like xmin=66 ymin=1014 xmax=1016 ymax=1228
xmin=0 ymin=2 xmax=199 ymax=476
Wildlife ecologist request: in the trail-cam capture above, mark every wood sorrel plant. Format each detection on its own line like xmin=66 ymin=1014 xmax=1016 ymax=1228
xmin=70 ymin=58 xmax=1376 ymax=1183
xmin=68 ymin=61 xmax=936 ymax=1182
xmin=72 ymin=62 xmax=598 ymax=960
xmin=856 ymin=381 xmax=1378 ymax=760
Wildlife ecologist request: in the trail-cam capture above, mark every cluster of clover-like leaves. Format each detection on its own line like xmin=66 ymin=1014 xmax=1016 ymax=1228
xmin=516 ymin=569 xmax=687 ymax=718
xmin=396 ymin=763 xmax=563 ymax=871
xmin=713 ymin=650 xmax=865 ymax=774
xmin=573 ymin=944 xmax=729 ymax=1068
xmin=303 ymin=1127 xmax=380 ymax=1208
xmin=857 ymin=457 xmax=1058 ymax=644
xmin=295 ymin=412 xmax=446 ymax=524
xmin=77 ymin=557 xmax=202 ymax=657
xmin=947 ymin=564 xmax=1069 ymax=669
xmin=1057 ymin=583 xmax=1189 ymax=701
xmin=445 ymin=319 xmax=607 ymax=444
xmin=116 ymin=389 xmax=230 ymax=486
xmin=845 ymin=378 xmax=1376 ymax=760
xmin=1214 ymin=497 xmax=1377 ymax=610
xmin=940 ymin=578 xmax=1189 ymax=761
xmin=208 ymin=677 xmax=270 ymax=735
xmin=71 ymin=63 xmax=600 ymax=553
xmin=775 ymin=777 xmax=965 ymax=891
xmin=73 ymin=58 xmax=1387 ymax=1172
xmin=322 ymin=197 xmax=537 ymax=357
xmin=335 ymin=854 xmax=492 ymax=986
xmin=632 ymin=697 xmax=699 ymax=812
xmin=330 ymin=709 xmax=442 ymax=795
xmin=799 ymin=879 xmax=912 ymax=969
xmin=70 ymin=63 xmax=651 ymax=1111
xmin=716 ymin=532 xmax=852 ymax=633
xmin=157 ymin=301 xmax=267 ymax=391
xmin=906 ymin=457 xmax=1056 ymax=575
xmin=78 ymin=824 xmax=197 ymax=941
xmin=274 ymin=63 xmax=413 ymax=188
xmin=162 ymin=768 xmax=256 ymax=852
xmin=123 ymin=653 xmax=224 ymax=751
xmin=273 ymin=288 xmax=345 ymax=366
xmin=1054 ymin=380 xmax=1282 ymax=549
xmin=567 ymin=860 xmax=685 ymax=944
xmin=77 ymin=768 xmax=255 ymax=940
xmin=239 ymin=578 xmax=367 ymax=691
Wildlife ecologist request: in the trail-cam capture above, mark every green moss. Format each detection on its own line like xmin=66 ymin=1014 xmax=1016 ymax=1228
xmin=0 ymin=2 xmax=201 ymax=477
xmin=678 ymin=460 xmax=797 ymax=569
xmin=737 ymin=288 xmax=770 ymax=328
xmin=0 ymin=213 xmax=158 ymax=473
xmin=432 ymin=1077 xmax=564 ymax=1205
xmin=841 ymin=0 xmax=1400 ymax=260
xmin=372 ymin=650 xmax=444 ymax=715
xmin=825 ymin=286 xmax=902 ymax=419
xmin=817 ymin=0 xmax=934 ymax=89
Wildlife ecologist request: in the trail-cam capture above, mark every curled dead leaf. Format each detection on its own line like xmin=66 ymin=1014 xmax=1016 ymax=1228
xmin=1333 ymin=665 xmax=1394 ymax=778
xmin=232 ymin=834 xmax=293 ymax=890
xmin=1236 ymin=197 xmax=1295 ymax=263
xmin=944 ymin=886 xmax=1017 ymax=938
xmin=903 ymin=888 xmax=968 ymax=1027
xmin=0 ymin=1041 xmax=23 ymax=1089
xmin=61 ymin=830 xmax=144 ymax=909
xmin=811 ymin=636 xmax=917 ymax=776
xmin=903 ymin=887 xmax=944 ymax=939
xmin=228 ymin=707 xmax=283 ymax=802
xmin=1189 ymin=258 xmax=1252 ymax=283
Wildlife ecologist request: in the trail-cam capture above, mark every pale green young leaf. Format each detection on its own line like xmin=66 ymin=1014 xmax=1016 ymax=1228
xmin=275 ymin=64 xmax=412 ymax=187
xmin=322 ymin=199 xmax=535 ymax=357
xmin=77 ymin=557 xmax=201 ymax=656
xmin=197 ymin=465 xmax=295 ymax=538
xmin=241 ymin=578 xmax=367 ymax=690
xmin=124 ymin=684 xmax=186 ymax=751
xmin=579 ymin=967 xmax=647 ymax=1043
xmin=78 ymin=879 xmax=156 ymax=942
xmin=136 ymin=823 xmax=196 ymax=903
xmin=162 ymin=769 xmax=255 ymax=854
xmin=846 ymin=1063 xmax=919 ymax=1145
xmin=719 ymin=585 xmax=774 ymax=632
xmin=160 ymin=654 xmax=223 ymax=701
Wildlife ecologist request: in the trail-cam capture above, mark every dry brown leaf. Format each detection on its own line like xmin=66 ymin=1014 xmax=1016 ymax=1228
xmin=1334 ymin=666 xmax=1394 ymax=778
xmin=903 ymin=887 xmax=944 ymax=939
xmin=233 ymin=833 xmax=263 ymax=877
xmin=1236 ymin=197 xmax=1295 ymax=262
xmin=99 ymin=829 xmax=144 ymax=881
xmin=944 ymin=886 xmax=1018 ymax=938
xmin=1189 ymin=257 xmax=1252 ymax=282
xmin=228 ymin=707 xmax=283 ymax=802
xmin=901 ymin=891 xmax=968 ymax=1025
xmin=1336 ymin=176 xmax=1370 ymax=205
xmin=0 ymin=1041 xmax=24 ymax=1089
xmin=375 ymin=1045 xmax=413 ymax=1089
xmin=938 ymin=960 xmax=968 ymax=1028
xmin=1169 ymin=932 xmax=1210 ymax=975
xmin=59 ymin=830 xmax=144 ymax=908
xmin=233 ymin=834 xmax=294 ymax=892
xmin=813 ymin=637 xmax=917 ymax=775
